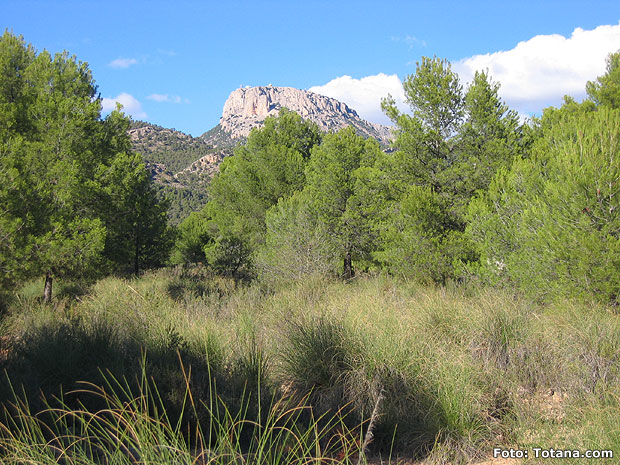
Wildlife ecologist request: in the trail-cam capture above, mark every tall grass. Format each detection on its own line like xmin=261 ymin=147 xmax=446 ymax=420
xmin=0 ymin=361 xmax=363 ymax=465
xmin=1 ymin=268 xmax=619 ymax=464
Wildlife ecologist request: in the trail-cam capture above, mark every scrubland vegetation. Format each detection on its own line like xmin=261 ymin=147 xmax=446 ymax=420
xmin=1 ymin=270 xmax=619 ymax=464
xmin=1 ymin=29 xmax=620 ymax=463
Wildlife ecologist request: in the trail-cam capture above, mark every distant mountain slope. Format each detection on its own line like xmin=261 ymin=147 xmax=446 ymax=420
xmin=129 ymin=121 xmax=231 ymax=224
xmin=200 ymin=123 xmax=239 ymax=148
xmin=129 ymin=121 xmax=222 ymax=173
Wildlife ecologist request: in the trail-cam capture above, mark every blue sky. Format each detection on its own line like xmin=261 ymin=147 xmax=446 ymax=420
xmin=2 ymin=1 xmax=620 ymax=135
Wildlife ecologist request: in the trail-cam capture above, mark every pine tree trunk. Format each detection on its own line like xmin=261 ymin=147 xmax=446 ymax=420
xmin=343 ymin=250 xmax=353 ymax=280
xmin=134 ymin=225 xmax=140 ymax=275
xmin=43 ymin=272 xmax=53 ymax=303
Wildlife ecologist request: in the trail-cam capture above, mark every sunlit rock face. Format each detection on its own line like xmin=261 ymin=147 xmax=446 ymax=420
xmin=218 ymin=85 xmax=392 ymax=144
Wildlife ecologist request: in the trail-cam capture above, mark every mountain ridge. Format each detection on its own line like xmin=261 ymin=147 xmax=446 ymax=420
xmin=201 ymin=85 xmax=393 ymax=146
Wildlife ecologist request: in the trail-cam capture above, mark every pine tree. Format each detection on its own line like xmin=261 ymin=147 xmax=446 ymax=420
xmin=382 ymin=56 xmax=464 ymax=192
xmin=304 ymin=127 xmax=382 ymax=278
xmin=204 ymin=109 xmax=322 ymax=275
xmin=0 ymin=32 xmax=171 ymax=299
xmin=586 ymin=50 xmax=620 ymax=108
xmin=448 ymin=70 xmax=523 ymax=215
xmin=467 ymin=105 xmax=620 ymax=303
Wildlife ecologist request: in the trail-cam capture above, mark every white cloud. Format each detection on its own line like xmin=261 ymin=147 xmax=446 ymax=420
xmin=101 ymin=93 xmax=147 ymax=119
xmin=309 ymin=73 xmax=408 ymax=126
xmin=108 ymin=57 xmax=138 ymax=69
xmin=391 ymin=35 xmax=427 ymax=49
xmin=310 ymin=23 xmax=620 ymax=126
xmin=453 ymin=22 xmax=620 ymax=115
xmin=147 ymin=93 xmax=169 ymax=102
xmin=147 ymin=94 xmax=186 ymax=104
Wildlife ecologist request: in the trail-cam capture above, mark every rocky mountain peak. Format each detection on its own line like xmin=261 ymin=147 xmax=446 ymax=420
xmin=216 ymin=85 xmax=392 ymax=144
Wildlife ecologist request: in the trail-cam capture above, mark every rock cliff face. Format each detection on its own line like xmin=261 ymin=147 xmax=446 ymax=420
xmin=212 ymin=86 xmax=392 ymax=145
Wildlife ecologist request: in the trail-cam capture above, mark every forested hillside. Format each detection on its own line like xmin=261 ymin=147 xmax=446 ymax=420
xmin=130 ymin=120 xmax=218 ymax=173
xmin=128 ymin=121 xmax=232 ymax=223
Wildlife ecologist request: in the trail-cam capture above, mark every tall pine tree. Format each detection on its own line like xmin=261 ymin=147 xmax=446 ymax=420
xmin=0 ymin=32 xmax=170 ymax=300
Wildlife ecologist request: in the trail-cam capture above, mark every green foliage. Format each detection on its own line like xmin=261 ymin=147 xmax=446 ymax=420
xmin=255 ymin=191 xmax=339 ymax=287
xmin=449 ymin=70 xmax=525 ymax=215
xmin=0 ymin=31 xmax=35 ymax=136
xmin=0 ymin=32 xmax=171 ymax=296
xmin=170 ymin=209 xmax=211 ymax=265
xmin=99 ymin=149 xmax=173 ymax=274
xmin=467 ymin=105 xmax=620 ymax=303
xmin=155 ymin=183 xmax=208 ymax=225
xmin=586 ymin=50 xmax=620 ymax=108
xmin=399 ymin=56 xmax=464 ymax=138
xmin=377 ymin=58 xmax=516 ymax=282
xmin=0 ymin=32 xmax=106 ymax=291
xmin=304 ymin=127 xmax=382 ymax=277
xmin=202 ymin=205 xmax=254 ymax=278
xmin=204 ymin=109 xmax=322 ymax=275
xmin=382 ymin=56 xmax=464 ymax=191
xmin=374 ymin=185 xmax=472 ymax=284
